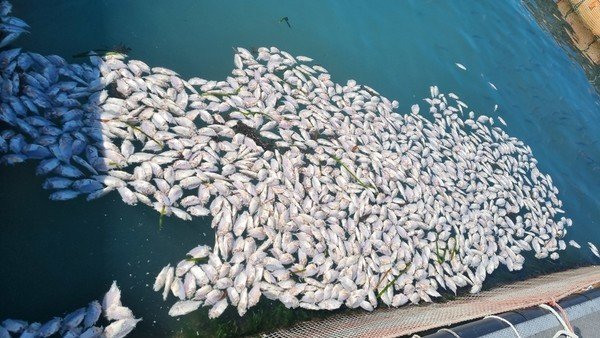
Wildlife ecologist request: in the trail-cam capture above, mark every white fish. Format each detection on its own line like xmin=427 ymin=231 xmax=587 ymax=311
xmin=455 ymin=63 xmax=467 ymax=70
xmin=411 ymin=104 xmax=419 ymax=114
xmin=488 ymin=82 xmax=497 ymax=90
xmin=497 ymin=116 xmax=507 ymax=126
xmin=153 ymin=264 xmax=171 ymax=292
xmin=319 ymin=299 xmax=342 ymax=310
xmin=569 ymin=240 xmax=581 ymax=249
xmin=247 ymin=284 xmax=261 ymax=308
xmin=103 ymin=318 xmax=142 ymax=338
xmin=208 ymin=298 xmax=228 ymax=319
xmin=237 ymin=288 xmax=248 ymax=316
xmin=106 ymin=305 xmax=135 ymax=321
xmin=103 ymin=281 xmax=122 ymax=312
xmin=187 ymin=245 xmax=211 ymax=259
xmin=163 ymin=266 xmax=175 ymax=300
xmin=188 ymin=205 xmax=210 ymax=216
xmin=168 ymin=300 xmax=201 ymax=317
xmin=589 ymin=242 xmax=600 ymax=258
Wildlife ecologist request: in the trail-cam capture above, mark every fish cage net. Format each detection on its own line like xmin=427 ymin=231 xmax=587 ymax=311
xmin=262 ymin=266 xmax=600 ymax=338
xmin=567 ymin=0 xmax=600 ymax=36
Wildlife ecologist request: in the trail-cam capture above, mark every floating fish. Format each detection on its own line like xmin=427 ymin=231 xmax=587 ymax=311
xmin=168 ymin=300 xmax=201 ymax=316
xmin=589 ymin=242 xmax=600 ymax=258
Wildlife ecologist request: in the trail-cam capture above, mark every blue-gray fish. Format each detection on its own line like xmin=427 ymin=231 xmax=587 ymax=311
xmin=62 ymin=329 xmax=81 ymax=338
xmin=0 ymin=48 xmax=21 ymax=64
xmin=17 ymin=52 xmax=33 ymax=70
xmin=83 ymin=300 xmax=102 ymax=328
xmin=1 ymin=319 xmax=27 ymax=333
xmin=0 ymin=23 xmax=28 ymax=34
xmin=18 ymin=326 xmax=38 ymax=338
xmin=54 ymin=164 xmax=83 ymax=178
xmin=72 ymin=155 xmax=99 ymax=175
xmin=37 ymin=317 xmax=61 ymax=337
xmin=0 ymin=325 xmax=9 ymax=338
xmin=8 ymin=97 xmax=27 ymax=116
xmin=0 ymin=1 xmax=12 ymax=16
xmin=8 ymin=134 xmax=25 ymax=153
xmin=71 ymin=139 xmax=87 ymax=156
xmin=22 ymin=143 xmax=51 ymax=159
xmin=1 ymin=153 xmax=27 ymax=165
xmin=80 ymin=326 xmax=103 ymax=338
xmin=2 ymin=17 xmax=29 ymax=29
xmin=43 ymin=177 xmax=72 ymax=190
xmin=73 ymin=179 xmax=103 ymax=193
xmin=49 ymin=189 xmax=79 ymax=201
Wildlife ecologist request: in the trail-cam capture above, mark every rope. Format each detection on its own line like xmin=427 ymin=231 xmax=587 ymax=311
xmin=484 ymin=315 xmax=522 ymax=338
xmin=538 ymin=303 xmax=578 ymax=338
xmin=438 ymin=328 xmax=461 ymax=338
xmin=550 ymin=299 xmax=575 ymax=333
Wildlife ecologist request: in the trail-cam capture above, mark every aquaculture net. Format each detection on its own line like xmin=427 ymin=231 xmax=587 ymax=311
xmin=566 ymin=0 xmax=600 ymax=36
xmin=262 ymin=266 xmax=600 ymax=338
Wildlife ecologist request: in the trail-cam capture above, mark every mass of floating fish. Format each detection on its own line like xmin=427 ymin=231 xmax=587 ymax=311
xmin=1 ymin=0 xmax=597 ymax=322
xmin=0 ymin=282 xmax=140 ymax=338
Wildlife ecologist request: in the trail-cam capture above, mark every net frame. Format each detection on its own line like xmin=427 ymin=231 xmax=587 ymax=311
xmin=262 ymin=266 xmax=600 ymax=338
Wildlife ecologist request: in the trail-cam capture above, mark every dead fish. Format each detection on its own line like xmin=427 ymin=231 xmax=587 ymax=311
xmin=153 ymin=264 xmax=171 ymax=292
xmin=103 ymin=318 xmax=141 ymax=338
xmin=168 ymin=300 xmax=201 ymax=317
xmin=83 ymin=301 xmax=102 ymax=328
xmin=589 ymin=242 xmax=600 ymax=258
xmin=103 ymin=281 xmax=122 ymax=313
xmin=37 ymin=317 xmax=61 ymax=337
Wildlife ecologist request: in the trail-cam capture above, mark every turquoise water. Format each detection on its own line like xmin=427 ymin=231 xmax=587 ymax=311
xmin=2 ymin=0 xmax=600 ymax=336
